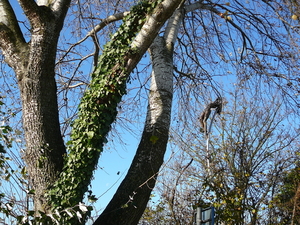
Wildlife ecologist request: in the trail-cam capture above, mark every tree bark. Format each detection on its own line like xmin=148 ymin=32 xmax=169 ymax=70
xmin=19 ymin=32 xmax=66 ymax=213
xmin=94 ymin=5 xmax=187 ymax=224
xmin=1 ymin=0 xmax=182 ymax=220
xmin=94 ymin=36 xmax=173 ymax=225
xmin=0 ymin=0 xmax=70 ymax=213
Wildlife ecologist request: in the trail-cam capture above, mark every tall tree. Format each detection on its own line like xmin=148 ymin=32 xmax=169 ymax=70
xmin=0 ymin=0 xmax=181 ymax=223
xmin=95 ymin=6 xmax=184 ymax=223
xmin=0 ymin=0 xmax=299 ymax=224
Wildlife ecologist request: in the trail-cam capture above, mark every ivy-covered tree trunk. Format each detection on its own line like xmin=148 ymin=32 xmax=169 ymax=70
xmin=94 ymin=7 xmax=184 ymax=224
xmin=95 ymin=36 xmax=173 ymax=225
xmin=0 ymin=0 xmax=182 ymax=222
xmin=0 ymin=0 xmax=70 ymax=213
xmin=47 ymin=0 xmax=182 ymax=216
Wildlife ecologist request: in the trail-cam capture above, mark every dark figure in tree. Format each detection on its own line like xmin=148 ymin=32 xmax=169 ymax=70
xmin=199 ymin=97 xmax=222 ymax=135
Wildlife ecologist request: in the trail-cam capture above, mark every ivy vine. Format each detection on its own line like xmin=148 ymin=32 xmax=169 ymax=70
xmin=47 ymin=0 xmax=163 ymax=219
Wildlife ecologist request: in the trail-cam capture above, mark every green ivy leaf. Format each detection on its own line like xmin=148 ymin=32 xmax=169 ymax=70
xmin=150 ymin=135 xmax=159 ymax=144
xmin=87 ymin=131 xmax=94 ymax=138
xmin=88 ymin=195 xmax=98 ymax=203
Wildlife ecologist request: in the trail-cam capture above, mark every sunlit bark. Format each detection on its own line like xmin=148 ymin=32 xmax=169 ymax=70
xmin=95 ymin=35 xmax=173 ymax=225
xmin=94 ymin=6 xmax=184 ymax=224
xmin=0 ymin=0 xmax=70 ymax=213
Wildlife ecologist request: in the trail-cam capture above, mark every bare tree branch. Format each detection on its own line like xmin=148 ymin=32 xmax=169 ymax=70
xmin=128 ymin=0 xmax=183 ymax=72
xmin=0 ymin=1 xmax=27 ymax=73
xmin=57 ymin=11 xmax=129 ymax=64
xmin=0 ymin=0 xmax=23 ymax=35
xmin=0 ymin=0 xmax=25 ymax=44
xmin=88 ymin=11 xmax=130 ymax=37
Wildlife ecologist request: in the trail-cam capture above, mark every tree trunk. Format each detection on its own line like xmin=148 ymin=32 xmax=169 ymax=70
xmin=47 ymin=0 xmax=182 ymax=215
xmin=18 ymin=34 xmax=66 ymax=213
xmin=94 ymin=36 xmax=173 ymax=225
xmin=0 ymin=0 xmax=182 ymax=220
xmin=0 ymin=1 xmax=69 ymax=213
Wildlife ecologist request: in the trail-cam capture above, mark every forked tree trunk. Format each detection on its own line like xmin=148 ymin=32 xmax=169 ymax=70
xmin=94 ymin=36 xmax=173 ymax=225
xmin=0 ymin=0 xmax=182 ymax=220
xmin=94 ymin=8 xmax=183 ymax=224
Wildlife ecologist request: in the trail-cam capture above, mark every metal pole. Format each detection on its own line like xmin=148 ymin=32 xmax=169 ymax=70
xmin=206 ymin=110 xmax=217 ymax=175
xmin=196 ymin=207 xmax=201 ymax=225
